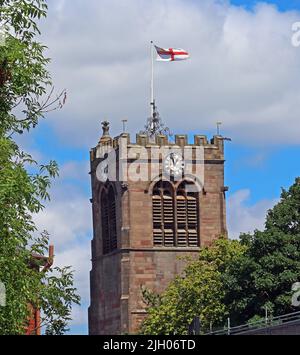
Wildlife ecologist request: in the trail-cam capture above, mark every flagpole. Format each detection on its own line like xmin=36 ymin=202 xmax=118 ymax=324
xmin=150 ymin=41 xmax=154 ymax=119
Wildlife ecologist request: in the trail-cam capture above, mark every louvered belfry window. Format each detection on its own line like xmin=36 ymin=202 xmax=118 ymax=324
xmin=152 ymin=180 xmax=200 ymax=247
xmin=177 ymin=181 xmax=199 ymax=247
xmin=152 ymin=181 xmax=175 ymax=246
xmin=101 ymin=186 xmax=117 ymax=255
xmin=108 ymin=186 xmax=117 ymax=251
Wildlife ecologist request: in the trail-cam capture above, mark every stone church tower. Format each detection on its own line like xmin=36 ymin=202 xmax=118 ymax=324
xmin=88 ymin=114 xmax=227 ymax=334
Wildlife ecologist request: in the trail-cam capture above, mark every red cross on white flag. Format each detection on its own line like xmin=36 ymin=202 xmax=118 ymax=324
xmin=148 ymin=42 xmax=190 ymax=122
xmin=154 ymin=45 xmax=190 ymax=62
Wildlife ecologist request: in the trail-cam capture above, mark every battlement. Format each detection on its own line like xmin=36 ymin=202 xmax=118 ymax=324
xmin=110 ymin=133 xmax=224 ymax=148
xmin=90 ymin=121 xmax=225 ymax=162
xmin=98 ymin=132 xmax=223 ymax=148
xmin=91 ymin=133 xmax=224 ymax=163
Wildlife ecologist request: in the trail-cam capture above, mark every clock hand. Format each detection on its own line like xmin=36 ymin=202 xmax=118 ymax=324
xmin=170 ymin=154 xmax=175 ymax=165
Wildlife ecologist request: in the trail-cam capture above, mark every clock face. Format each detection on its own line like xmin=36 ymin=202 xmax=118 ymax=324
xmin=163 ymin=152 xmax=184 ymax=177
xmin=96 ymin=159 xmax=109 ymax=182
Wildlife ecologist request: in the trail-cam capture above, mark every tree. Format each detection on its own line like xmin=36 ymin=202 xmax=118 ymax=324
xmin=140 ymin=238 xmax=246 ymax=335
xmin=0 ymin=0 xmax=66 ymax=135
xmin=0 ymin=0 xmax=79 ymax=334
xmin=224 ymin=178 xmax=300 ymax=325
xmin=140 ymin=178 xmax=300 ymax=334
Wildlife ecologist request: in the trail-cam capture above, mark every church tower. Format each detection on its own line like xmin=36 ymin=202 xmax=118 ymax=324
xmin=88 ymin=114 xmax=228 ymax=334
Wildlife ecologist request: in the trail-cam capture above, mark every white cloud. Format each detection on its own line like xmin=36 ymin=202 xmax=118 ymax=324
xmin=34 ymin=196 xmax=90 ymax=248
xmin=59 ymin=160 xmax=90 ymax=182
xmin=227 ymin=189 xmax=278 ymax=238
xmin=55 ymin=243 xmax=91 ymax=302
xmin=70 ymin=304 xmax=89 ymax=329
xmin=33 ymin=161 xmax=92 ymax=333
xmin=25 ymin=0 xmax=300 ymax=333
xmin=36 ymin=0 xmax=300 ymax=147
xmin=33 ymin=160 xmax=91 ymax=249
xmin=34 ymin=197 xmax=91 ymax=333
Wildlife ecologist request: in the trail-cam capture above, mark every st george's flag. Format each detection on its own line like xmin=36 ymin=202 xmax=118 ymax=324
xmin=154 ymin=45 xmax=190 ymax=62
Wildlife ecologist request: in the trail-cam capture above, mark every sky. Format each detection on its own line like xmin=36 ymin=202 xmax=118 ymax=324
xmin=16 ymin=0 xmax=300 ymax=334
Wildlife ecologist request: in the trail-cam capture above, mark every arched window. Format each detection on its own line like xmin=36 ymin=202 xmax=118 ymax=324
xmin=152 ymin=180 xmax=200 ymax=247
xmin=152 ymin=181 xmax=175 ymax=246
xmin=176 ymin=181 xmax=199 ymax=247
xmin=101 ymin=186 xmax=117 ymax=255
xmin=108 ymin=186 xmax=117 ymax=251
xmin=101 ymin=190 xmax=110 ymax=254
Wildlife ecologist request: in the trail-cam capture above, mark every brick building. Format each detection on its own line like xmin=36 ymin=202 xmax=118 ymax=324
xmin=88 ymin=119 xmax=228 ymax=334
xmin=26 ymin=245 xmax=54 ymax=335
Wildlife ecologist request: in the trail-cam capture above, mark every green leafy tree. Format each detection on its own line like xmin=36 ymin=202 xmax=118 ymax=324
xmin=224 ymin=178 xmax=300 ymax=325
xmin=0 ymin=0 xmax=79 ymax=335
xmin=140 ymin=238 xmax=246 ymax=335
xmin=141 ymin=177 xmax=300 ymax=334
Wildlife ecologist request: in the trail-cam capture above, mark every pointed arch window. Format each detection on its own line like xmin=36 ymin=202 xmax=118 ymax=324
xmin=152 ymin=181 xmax=175 ymax=246
xmin=176 ymin=181 xmax=199 ymax=247
xmin=152 ymin=180 xmax=200 ymax=247
xmin=101 ymin=191 xmax=110 ymax=254
xmin=108 ymin=186 xmax=117 ymax=251
xmin=101 ymin=186 xmax=117 ymax=255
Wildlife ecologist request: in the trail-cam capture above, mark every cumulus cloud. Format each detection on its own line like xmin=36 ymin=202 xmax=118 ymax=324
xmin=34 ymin=195 xmax=90 ymax=248
xmin=59 ymin=160 xmax=89 ymax=180
xmin=227 ymin=189 xmax=278 ymax=238
xmin=70 ymin=303 xmax=89 ymax=329
xmin=26 ymin=0 xmax=300 ymax=333
xmin=34 ymin=160 xmax=91 ymax=246
xmin=33 ymin=160 xmax=92 ymax=333
xmin=36 ymin=0 xmax=300 ymax=147
xmin=55 ymin=244 xmax=91 ymax=306
xmin=51 ymin=241 xmax=90 ymax=332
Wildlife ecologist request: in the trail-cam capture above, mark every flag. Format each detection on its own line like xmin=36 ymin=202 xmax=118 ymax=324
xmin=154 ymin=45 xmax=190 ymax=62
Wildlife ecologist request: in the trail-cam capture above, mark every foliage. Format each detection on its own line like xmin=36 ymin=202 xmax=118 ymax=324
xmin=0 ymin=0 xmax=79 ymax=335
xmin=42 ymin=265 xmax=80 ymax=335
xmin=224 ymin=178 xmax=300 ymax=325
xmin=141 ymin=178 xmax=300 ymax=334
xmin=0 ymin=0 xmax=65 ymax=136
xmin=140 ymin=238 xmax=246 ymax=335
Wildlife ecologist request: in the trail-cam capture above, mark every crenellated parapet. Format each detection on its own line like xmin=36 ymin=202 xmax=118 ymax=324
xmin=90 ymin=123 xmax=225 ymax=162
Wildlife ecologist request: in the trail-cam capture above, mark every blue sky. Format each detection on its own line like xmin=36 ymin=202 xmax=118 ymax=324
xmin=231 ymin=0 xmax=300 ymax=11
xmin=18 ymin=0 xmax=300 ymax=334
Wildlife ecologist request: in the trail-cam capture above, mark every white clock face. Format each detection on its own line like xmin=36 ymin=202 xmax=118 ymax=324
xmin=96 ymin=159 xmax=109 ymax=182
xmin=163 ymin=152 xmax=184 ymax=177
